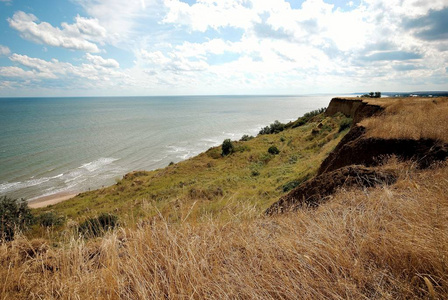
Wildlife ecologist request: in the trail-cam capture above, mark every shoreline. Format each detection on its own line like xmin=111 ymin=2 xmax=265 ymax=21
xmin=28 ymin=192 xmax=78 ymax=209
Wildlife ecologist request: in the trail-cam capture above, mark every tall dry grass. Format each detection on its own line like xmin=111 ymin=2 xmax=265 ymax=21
xmin=360 ymin=98 xmax=448 ymax=142
xmin=1 ymin=161 xmax=447 ymax=299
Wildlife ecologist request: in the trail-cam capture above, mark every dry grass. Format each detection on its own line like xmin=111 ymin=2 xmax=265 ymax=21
xmin=360 ymin=97 xmax=448 ymax=142
xmin=2 ymin=161 xmax=447 ymax=299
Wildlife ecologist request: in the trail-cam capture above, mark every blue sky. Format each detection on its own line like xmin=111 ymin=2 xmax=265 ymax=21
xmin=0 ymin=0 xmax=447 ymax=96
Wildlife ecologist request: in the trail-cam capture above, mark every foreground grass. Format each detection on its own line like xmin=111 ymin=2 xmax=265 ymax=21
xmin=2 ymin=161 xmax=447 ymax=299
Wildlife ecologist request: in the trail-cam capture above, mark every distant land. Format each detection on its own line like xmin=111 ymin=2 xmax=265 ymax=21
xmin=352 ymin=91 xmax=448 ymax=97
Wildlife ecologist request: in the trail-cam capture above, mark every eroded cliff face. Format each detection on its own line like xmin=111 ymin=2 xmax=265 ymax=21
xmin=266 ymin=97 xmax=448 ymax=215
xmin=325 ymin=97 xmax=384 ymax=124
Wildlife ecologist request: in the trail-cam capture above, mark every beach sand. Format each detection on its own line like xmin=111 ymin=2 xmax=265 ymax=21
xmin=28 ymin=193 xmax=77 ymax=209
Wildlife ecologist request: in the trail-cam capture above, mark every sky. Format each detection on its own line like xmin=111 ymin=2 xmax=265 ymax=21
xmin=0 ymin=0 xmax=447 ymax=97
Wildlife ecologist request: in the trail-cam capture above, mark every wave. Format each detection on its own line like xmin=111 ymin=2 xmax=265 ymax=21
xmin=79 ymin=157 xmax=118 ymax=172
xmin=1 ymin=157 xmax=121 ymax=200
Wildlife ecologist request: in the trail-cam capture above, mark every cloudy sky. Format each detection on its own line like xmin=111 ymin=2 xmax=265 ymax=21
xmin=0 ymin=0 xmax=447 ymax=97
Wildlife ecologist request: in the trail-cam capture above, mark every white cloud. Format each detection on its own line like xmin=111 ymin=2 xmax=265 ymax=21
xmin=0 ymin=66 xmax=44 ymax=78
xmin=85 ymin=53 xmax=120 ymax=68
xmin=2 ymin=0 xmax=448 ymax=96
xmin=74 ymin=0 xmax=158 ymax=45
xmin=8 ymin=11 xmax=104 ymax=52
xmin=0 ymin=45 xmax=11 ymax=55
xmin=3 ymin=53 xmax=130 ymax=90
xmin=162 ymin=0 xmax=259 ymax=32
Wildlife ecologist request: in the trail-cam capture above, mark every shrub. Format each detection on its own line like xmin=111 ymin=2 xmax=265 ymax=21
xmin=0 ymin=196 xmax=34 ymax=242
xmin=259 ymin=120 xmax=285 ymax=135
xmin=37 ymin=211 xmax=65 ymax=227
xmin=235 ymin=144 xmax=251 ymax=153
xmin=78 ymin=213 xmax=119 ymax=237
xmin=339 ymin=117 xmax=353 ymax=132
xmin=291 ymin=108 xmax=326 ymax=128
xmin=251 ymin=170 xmax=260 ymax=177
xmin=240 ymin=135 xmax=254 ymax=141
xmin=221 ymin=139 xmax=234 ymax=156
xmin=282 ymin=180 xmax=300 ymax=192
xmin=282 ymin=174 xmax=311 ymax=192
xmin=268 ymin=146 xmax=280 ymax=155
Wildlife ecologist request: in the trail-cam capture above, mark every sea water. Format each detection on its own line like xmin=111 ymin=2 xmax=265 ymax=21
xmin=0 ymin=95 xmax=335 ymax=200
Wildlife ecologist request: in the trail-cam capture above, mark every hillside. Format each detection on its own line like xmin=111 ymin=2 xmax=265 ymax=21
xmin=32 ymin=107 xmax=349 ymax=227
xmin=1 ymin=97 xmax=447 ymax=299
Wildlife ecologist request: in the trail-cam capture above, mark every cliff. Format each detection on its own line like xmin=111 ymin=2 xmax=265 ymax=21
xmin=324 ymin=97 xmax=384 ymax=123
xmin=267 ymin=96 xmax=448 ymax=214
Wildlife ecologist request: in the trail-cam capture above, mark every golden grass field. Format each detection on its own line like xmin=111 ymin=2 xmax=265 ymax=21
xmin=1 ymin=97 xmax=447 ymax=299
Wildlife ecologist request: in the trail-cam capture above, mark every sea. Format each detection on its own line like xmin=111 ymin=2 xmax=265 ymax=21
xmin=0 ymin=95 xmax=338 ymax=201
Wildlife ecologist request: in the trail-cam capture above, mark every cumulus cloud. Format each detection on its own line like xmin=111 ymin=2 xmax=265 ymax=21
xmin=2 ymin=0 xmax=448 ymax=95
xmin=0 ymin=45 xmax=11 ymax=55
xmin=8 ymin=11 xmax=105 ymax=52
xmin=85 ymin=53 xmax=120 ymax=68
xmin=405 ymin=7 xmax=448 ymax=41
xmin=2 ymin=53 xmax=129 ymax=91
xmin=163 ymin=0 xmax=259 ymax=32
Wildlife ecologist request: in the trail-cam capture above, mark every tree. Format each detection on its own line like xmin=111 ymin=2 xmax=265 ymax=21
xmin=0 ymin=196 xmax=34 ymax=242
xmin=221 ymin=139 xmax=234 ymax=156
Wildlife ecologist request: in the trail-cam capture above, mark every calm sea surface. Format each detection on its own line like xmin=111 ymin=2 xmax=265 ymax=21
xmin=0 ymin=95 xmax=336 ymax=200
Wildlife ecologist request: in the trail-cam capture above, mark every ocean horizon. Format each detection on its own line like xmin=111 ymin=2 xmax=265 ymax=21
xmin=0 ymin=95 xmax=340 ymax=201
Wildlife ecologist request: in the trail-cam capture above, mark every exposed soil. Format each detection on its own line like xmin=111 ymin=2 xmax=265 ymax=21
xmin=318 ymin=126 xmax=448 ymax=175
xmin=266 ymin=165 xmax=397 ymax=215
xmin=325 ymin=97 xmax=384 ymax=123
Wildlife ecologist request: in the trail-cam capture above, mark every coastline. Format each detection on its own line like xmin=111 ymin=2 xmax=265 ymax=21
xmin=28 ymin=192 xmax=77 ymax=209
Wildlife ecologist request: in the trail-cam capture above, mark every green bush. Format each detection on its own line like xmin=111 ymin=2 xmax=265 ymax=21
xmin=259 ymin=120 xmax=285 ymax=135
xmin=234 ymin=144 xmax=251 ymax=153
xmin=268 ymin=145 xmax=280 ymax=155
xmin=291 ymin=108 xmax=326 ymax=128
xmin=282 ymin=174 xmax=311 ymax=192
xmin=339 ymin=117 xmax=353 ymax=132
xmin=221 ymin=139 xmax=234 ymax=156
xmin=37 ymin=211 xmax=65 ymax=227
xmin=78 ymin=213 xmax=119 ymax=237
xmin=0 ymin=196 xmax=34 ymax=242
xmin=282 ymin=180 xmax=300 ymax=192
xmin=240 ymin=135 xmax=254 ymax=141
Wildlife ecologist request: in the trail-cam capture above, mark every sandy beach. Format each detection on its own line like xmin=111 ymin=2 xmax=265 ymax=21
xmin=28 ymin=193 xmax=77 ymax=209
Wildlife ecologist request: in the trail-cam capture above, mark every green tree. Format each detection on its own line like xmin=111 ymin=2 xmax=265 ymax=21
xmin=0 ymin=196 xmax=34 ymax=242
xmin=221 ymin=139 xmax=234 ymax=156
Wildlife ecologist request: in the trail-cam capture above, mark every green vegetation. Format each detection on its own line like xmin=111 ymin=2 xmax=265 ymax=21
xmin=221 ymin=139 xmax=234 ymax=156
xmin=288 ymin=107 xmax=326 ymax=128
xmin=361 ymin=91 xmax=381 ymax=98
xmin=267 ymin=145 xmax=280 ymax=155
xmin=338 ymin=116 xmax=353 ymax=132
xmin=239 ymin=134 xmax=254 ymax=141
xmin=78 ymin=213 xmax=119 ymax=238
xmin=36 ymin=211 xmax=65 ymax=227
xmin=259 ymin=120 xmax=285 ymax=135
xmin=0 ymin=196 xmax=34 ymax=241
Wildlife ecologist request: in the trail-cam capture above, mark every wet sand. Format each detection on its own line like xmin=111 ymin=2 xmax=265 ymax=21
xmin=28 ymin=193 xmax=77 ymax=209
